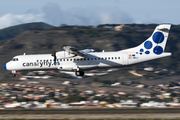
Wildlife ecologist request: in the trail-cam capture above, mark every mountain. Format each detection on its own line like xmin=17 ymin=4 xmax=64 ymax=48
xmin=0 ymin=23 xmax=180 ymax=88
xmin=0 ymin=22 xmax=54 ymax=41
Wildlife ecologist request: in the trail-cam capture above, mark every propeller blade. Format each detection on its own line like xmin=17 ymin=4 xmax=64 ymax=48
xmin=54 ymin=54 xmax=57 ymax=62
xmin=51 ymin=50 xmax=57 ymax=62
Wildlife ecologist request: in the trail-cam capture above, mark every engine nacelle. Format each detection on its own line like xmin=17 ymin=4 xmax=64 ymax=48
xmin=58 ymin=65 xmax=73 ymax=71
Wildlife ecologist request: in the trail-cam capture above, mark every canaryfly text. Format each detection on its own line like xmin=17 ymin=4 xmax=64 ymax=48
xmin=22 ymin=61 xmax=60 ymax=67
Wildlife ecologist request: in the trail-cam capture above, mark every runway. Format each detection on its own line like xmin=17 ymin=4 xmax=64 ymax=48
xmin=0 ymin=108 xmax=180 ymax=114
xmin=0 ymin=113 xmax=180 ymax=119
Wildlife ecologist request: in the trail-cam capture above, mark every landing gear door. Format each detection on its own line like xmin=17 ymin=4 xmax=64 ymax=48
xmin=123 ymin=53 xmax=128 ymax=65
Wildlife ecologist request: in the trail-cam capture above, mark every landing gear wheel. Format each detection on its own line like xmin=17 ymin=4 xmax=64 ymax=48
xmin=12 ymin=71 xmax=16 ymax=77
xmin=13 ymin=74 xmax=16 ymax=77
xmin=75 ymin=71 xmax=84 ymax=76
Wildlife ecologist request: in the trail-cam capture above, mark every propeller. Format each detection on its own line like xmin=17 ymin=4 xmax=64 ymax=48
xmin=51 ymin=49 xmax=57 ymax=62
xmin=51 ymin=43 xmax=57 ymax=63
xmin=51 ymin=43 xmax=63 ymax=63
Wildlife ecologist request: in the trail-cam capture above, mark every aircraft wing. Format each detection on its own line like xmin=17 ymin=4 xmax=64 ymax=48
xmin=79 ymin=49 xmax=94 ymax=53
xmin=63 ymin=46 xmax=88 ymax=57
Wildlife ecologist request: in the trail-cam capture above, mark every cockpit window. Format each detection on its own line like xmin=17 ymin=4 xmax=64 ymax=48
xmin=11 ymin=58 xmax=19 ymax=61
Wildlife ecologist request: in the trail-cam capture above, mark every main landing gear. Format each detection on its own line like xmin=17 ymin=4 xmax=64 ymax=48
xmin=75 ymin=71 xmax=84 ymax=76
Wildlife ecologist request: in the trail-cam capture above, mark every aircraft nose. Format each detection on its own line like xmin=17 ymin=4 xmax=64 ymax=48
xmin=3 ymin=64 xmax=6 ymax=70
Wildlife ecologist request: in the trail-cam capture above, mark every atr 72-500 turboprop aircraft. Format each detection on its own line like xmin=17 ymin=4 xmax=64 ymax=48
xmin=3 ymin=24 xmax=171 ymax=77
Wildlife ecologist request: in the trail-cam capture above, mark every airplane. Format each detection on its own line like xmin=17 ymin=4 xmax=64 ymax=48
xmin=3 ymin=24 xmax=171 ymax=77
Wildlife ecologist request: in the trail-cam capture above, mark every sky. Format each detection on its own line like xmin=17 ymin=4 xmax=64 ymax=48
xmin=0 ymin=0 xmax=179 ymax=29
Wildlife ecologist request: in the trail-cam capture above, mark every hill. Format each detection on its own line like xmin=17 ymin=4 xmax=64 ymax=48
xmin=0 ymin=23 xmax=180 ymax=91
xmin=0 ymin=22 xmax=54 ymax=41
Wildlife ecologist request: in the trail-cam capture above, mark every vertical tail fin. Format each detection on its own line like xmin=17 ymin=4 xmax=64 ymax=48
xmin=139 ymin=24 xmax=171 ymax=55
xmin=121 ymin=24 xmax=171 ymax=55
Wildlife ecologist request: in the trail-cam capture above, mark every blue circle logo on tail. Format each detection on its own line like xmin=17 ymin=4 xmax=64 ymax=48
xmin=153 ymin=46 xmax=163 ymax=55
xmin=140 ymin=48 xmax=144 ymax=52
xmin=145 ymin=51 xmax=150 ymax=54
xmin=144 ymin=41 xmax=152 ymax=49
xmin=138 ymin=32 xmax=165 ymax=55
xmin=153 ymin=32 xmax=164 ymax=44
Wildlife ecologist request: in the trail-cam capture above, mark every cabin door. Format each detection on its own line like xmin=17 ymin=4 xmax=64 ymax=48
xmin=123 ymin=53 xmax=128 ymax=65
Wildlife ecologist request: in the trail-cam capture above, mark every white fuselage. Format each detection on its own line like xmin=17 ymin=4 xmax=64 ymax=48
xmin=5 ymin=52 xmax=124 ymax=71
xmin=3 ymin=24 xmax=172 ymax=76
xmin=4 ymin=51 xmax=170 ymax=72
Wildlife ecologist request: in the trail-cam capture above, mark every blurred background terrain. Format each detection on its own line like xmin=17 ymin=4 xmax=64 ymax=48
xmin=0 ymin=22 xmax=179 ymax=92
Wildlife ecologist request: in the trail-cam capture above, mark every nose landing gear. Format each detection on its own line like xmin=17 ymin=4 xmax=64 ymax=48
xmin=12 ymin=74 xmax=16 ymax=77
xmin=12 ymin=71 xmax=16 ymax=77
